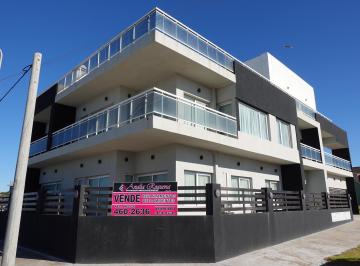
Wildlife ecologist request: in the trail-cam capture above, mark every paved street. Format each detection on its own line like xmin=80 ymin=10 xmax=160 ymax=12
xmin=1 ymin=216 xmax=359 ymax=266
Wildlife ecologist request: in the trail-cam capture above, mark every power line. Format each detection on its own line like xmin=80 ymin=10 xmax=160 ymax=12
xmin=0 ymin=65 xmax=32 ymax=103
xmin=0 ymin=71 xmax=24 ymax=84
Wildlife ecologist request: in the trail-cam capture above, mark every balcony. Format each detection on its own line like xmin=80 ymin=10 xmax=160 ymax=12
xmin=324 ymin=152 xmax=352 ymax=171
xmin=29 ymin=136 xmax=48 ymax=157
xmin=30 ymin=88 xmax=237 ymax=156
xmin=300 ymin=143 xmax=322 ymax=163
xmin=296 ymin=100 xmax=316 ymax=119
xmin=57 ymin=8 xmax=235 ymax=94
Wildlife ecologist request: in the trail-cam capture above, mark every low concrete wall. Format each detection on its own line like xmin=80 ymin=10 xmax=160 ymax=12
xmin=0 ymin=209 xmax=352 ymax=263
xmin=215 ymin=209 xmax=352 ymax=261
xmin=0 ymin=212 xmax=76 ymax=262
xmin=75 ymin=216 xmax=215 ymax=263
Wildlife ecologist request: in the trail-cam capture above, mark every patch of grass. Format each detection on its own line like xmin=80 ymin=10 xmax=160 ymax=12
xmin=326 ymin=245 xmax=360 ymax=263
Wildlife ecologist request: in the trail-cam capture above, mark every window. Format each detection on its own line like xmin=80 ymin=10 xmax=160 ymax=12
xmin=218 ymin=102 xmax=232 ymax=115
xmin=230 ymin=176 xmax=252 ymax=208
xmin=75 ymin=176 xmax=113 ymax=215
xmin=42 ymin=182 xmax=61 ymax=193
xmin=136 ymin=172 xmax=168 ymax=182
xmin=183 ymin=93 xmax=208 ymax=106
xmin=238 ymin=102 xmax=269 ymax=140
xmin=277 ymin=119 xmax=292 ymax=148
xmin=184 ymin=171 xmax=211 ymax=201
xmin=75 ymin=175 xmax=113 ymax=188
xmin=265 ymin=180 xmax=280 ymax=191
xmin=231 ymin=176 xmax=251 ymax=189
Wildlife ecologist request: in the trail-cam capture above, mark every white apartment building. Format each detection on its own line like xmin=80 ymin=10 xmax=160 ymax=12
xmin=27 ymin=7 xmax=353 ymax=198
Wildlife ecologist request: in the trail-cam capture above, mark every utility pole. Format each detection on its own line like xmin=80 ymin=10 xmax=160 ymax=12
xmin=1 ymin=52 xmax=42 ymax=266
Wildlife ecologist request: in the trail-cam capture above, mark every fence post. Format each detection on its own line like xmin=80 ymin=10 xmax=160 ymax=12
xmin=323 ymin=192 xmax=329 ymax=209
xmin=347 ymin=193 xmax=353 ymax=212
xmin=325 ymin=192 xmax=331 ymax=210
xmin=300 ymin=191 xmax=306 ymax=211
xmin=36 ymin=189 xmax=45 ymax=214
xmin=205 ymin=183 xmax=221 ymax=216
xmin=262 ymin=188 xmax=273 ymax=213
xmin=73 ymin=185 xmax=87 ymax=217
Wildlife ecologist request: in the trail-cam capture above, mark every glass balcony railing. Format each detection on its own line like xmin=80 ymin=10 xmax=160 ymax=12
xmin=296 ymin=100 xmax=316 ymax=119
xmin=47 ymin=88 xmax=237 ymax=150
xmin=324 ymin=152 xmax=352 ymax=171
xmin=29 ymin=136 xmax=48 ymax=157
xmin=300 ymin=143 xmax=322 ymax=163
xmin=57 ymin=8 xmax=235 ymax=94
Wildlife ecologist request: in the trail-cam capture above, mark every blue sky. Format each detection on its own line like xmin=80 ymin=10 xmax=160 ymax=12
xmin=0 ymin=1 xmax=359 ymax=192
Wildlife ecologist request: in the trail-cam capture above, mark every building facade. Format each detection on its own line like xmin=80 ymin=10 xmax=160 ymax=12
xmin=27 ymin=8 xmax=353 ymax=197
xmin=2 ymin=7 xmax=352 ymax=262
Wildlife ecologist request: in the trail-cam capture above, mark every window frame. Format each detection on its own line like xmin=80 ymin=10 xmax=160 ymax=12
xmin=277 ymin=118 xmax=292 ymax=148
xmin=135 ymin=171 xmax=169 ymax=182
xmin=41 ymin=181 xmax=62 ymax=193
xmin=238 ymin=102 xmax=270 ymax=140
xmin=265 ymin=179 xmax=280 ymax=191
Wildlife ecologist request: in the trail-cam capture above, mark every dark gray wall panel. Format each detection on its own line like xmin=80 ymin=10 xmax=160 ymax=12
xmin=35 ymin=84 xmax=57 ymax=114
xmin=315 ymin=113 xmax=349 ymax=147
xmin=235 ymin=62 xmax=297 ymax=125
xmin=76 ymin=216 xmax=215 ymax=263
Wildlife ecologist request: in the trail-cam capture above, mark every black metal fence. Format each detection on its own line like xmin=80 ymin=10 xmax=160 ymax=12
xmin=0 ymin=184 xmax=352 ymax=216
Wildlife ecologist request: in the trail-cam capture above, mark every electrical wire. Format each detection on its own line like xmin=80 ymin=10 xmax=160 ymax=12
xmin=0 ymin=71 xmax=24 ymax=84
xmin=0 ymin=64 xmax=32 ymax=103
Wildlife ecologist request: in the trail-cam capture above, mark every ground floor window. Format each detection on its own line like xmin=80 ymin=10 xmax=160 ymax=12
xmin=230 ymin=176 xmax=252 ymax=201
xmin=184 ymin=171 xmax=211 ymax=201
xmin=265 ymin=180 xmax=280 ymax=191
xmin=136 ymin=172 xmax=168 ymax=182
xmin=231 ymin=176 xmax=252 ymax=189
xmin=75 ymin=175 xmax=113 ymax=215
xmin=75 ymin=175 xmax=113 ymax=188
xmin=42 ymin=182 xmax=61 ymax=193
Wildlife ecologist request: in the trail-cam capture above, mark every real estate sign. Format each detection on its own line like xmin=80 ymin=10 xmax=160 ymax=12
xmin=111 ymin=182 xmax=178 ymax=216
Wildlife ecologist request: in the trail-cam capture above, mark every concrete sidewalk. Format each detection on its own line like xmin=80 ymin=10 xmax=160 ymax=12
xmin=1 ymin=216 xmax=359 ymax=266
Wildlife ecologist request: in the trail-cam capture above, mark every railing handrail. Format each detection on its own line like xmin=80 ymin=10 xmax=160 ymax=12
xmin=155 ymin=8 xmax=235 ymax=61
xmin=300 ymin=143 xmax=321 ymax=153
xmin=56 ymin=8 xmax=235 ymax=95
xmin=30 ymin=135 xmax=48 ymax=145
xmin=324 ymin=151 xmax=351 ymax=164
xmin=56 ymin=9 xmax=158 ymax=93
xmin=46 ymin=87 xmax=236 ymax=137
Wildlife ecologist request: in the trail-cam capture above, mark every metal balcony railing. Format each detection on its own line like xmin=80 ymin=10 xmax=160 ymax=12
xmin=30 ymin=88 xmax=237 ymax=152
xmin=296 ymin=100 xmax=316 ymax=119
xmin=300 ymin=143 xmax=322 ymax=163
xmin=29 ymin=136 xmax=48 ymax=157
xmin=57 ymin=8 xmax=235 ymax=94
xmin=324 ymin=152 xmax=352 ymax=171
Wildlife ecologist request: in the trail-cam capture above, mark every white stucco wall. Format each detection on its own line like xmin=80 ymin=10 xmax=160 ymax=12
xmin=75 ymin=87 xmax=134 ymax=120
xmin=245 ymin=52 xmax=317 ymax=110
xmin=326 ymin=175 xmax=347 ymax=191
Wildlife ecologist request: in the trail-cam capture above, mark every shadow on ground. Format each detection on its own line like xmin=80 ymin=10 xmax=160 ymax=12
xmin=322 ymin=260 xmax=360 ymax=266
xmin=0 ymin=241 xmax=65 ymax=263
